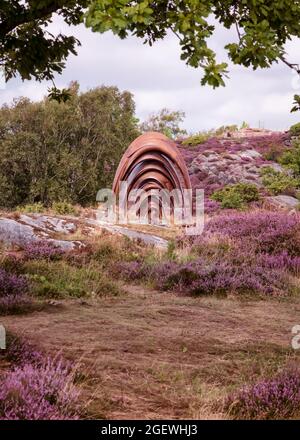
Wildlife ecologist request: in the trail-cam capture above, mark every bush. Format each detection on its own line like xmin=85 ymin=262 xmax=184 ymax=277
xmin=0 ymin=269 xmax=28 ymax=295
xmin=0 ymin=294 xmax=33 ymax=316
xmin=211 ymin=183 xmax=260 ymax=209
xmin=205 ymin=199 xmax=221 ymax=215
xmin=262 ymin=143 xmax=285 ymax=162
xmin=205 ymin=210 xmax=300 ymax=255
xmin=0 ymin=333 xmax=43 ymax=366
xmin=260 ymin=166 xmax=299 ymax=195
xmin=51 ymin=201 xmax=78 ymax=216
xmin=215 ymin=124 xmax=238 ymax=136
xmin=258 ymin=251 xmax=300 ymax=275
xmin=0 ymin=269 xmax=32 ymax=315
xmin=23 ymin=242 xmax=63 ymax=261
xmin=0 ymin=356 xmax=80 ymax=420
xmin=225 ymin=368 xmax=300 ymax=419
xmin=182 ymin=131 xmax=213 ymax=147
xmin=116 ymin=258 xmax=286 ymax=297
xmin=24 ymin=260 xmax=121 ymax=298
xmin=289 ymin=122 xmax=300 ymax=137
xmin=159 ymin=261 xmax=286 ymax=296
xmin=18 ymin=203 xmax=45 ymax=214
xmin=280 ymin=140 xmax=300 ymax=177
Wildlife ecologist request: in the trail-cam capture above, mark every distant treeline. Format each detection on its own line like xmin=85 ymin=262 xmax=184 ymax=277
xmin=0 ymin=82 xmax=139 ymax=208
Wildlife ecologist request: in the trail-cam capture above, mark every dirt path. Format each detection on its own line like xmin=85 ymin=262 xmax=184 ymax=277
xmin=2 ymin=286 xmax=300 ymax=419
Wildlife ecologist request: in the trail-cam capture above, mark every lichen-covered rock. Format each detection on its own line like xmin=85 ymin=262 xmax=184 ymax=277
xmin=265 ymin=195 xmax=300 ymax=211
xmin=0 ymin=217 xmax=82 ymax=250
xmin=179 ymin=131 xmax=289 ymax=195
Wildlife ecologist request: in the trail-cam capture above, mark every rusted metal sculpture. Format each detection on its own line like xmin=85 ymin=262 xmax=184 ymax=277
xmin=112 ymin=132 xmax=192 ymax=222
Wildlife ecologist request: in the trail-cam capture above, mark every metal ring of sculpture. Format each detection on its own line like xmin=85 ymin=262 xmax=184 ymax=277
xmin=112 ymin=132 xmax=192 ymax=220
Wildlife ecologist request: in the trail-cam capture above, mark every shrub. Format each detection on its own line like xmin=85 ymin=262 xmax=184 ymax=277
xmin=0 ymin=333 xmax=43 ymax=366
xmin=289 ymin=122 xmax=300 ymax=137
xmin=25 ymin=260 xmax=121 ymax=298
xmin=182 ymin=131 xmax=213 ymax=147
xmin=215 ymin=124 xmax=238 ymax=136
xmin=115 ymin=261 xmax=149 ymax=282
xmin=280 ymin=139 xmax=300 ymax=177
xmin=225 ymin=368 xmax=300 ymax=419
xmin=18 ymin=203 xmax=45 ymax=214
xmin=51 ymin=201 xmax=78 ymax=216
xmin=259 ymin=251 xmax=300 ymax=275
xmin=260 ymin=166 xmax=299 ymax=195
xmin=211 ymin=183 xmax=260 ymax=209
xmin=0 ymin=254 xmax=24 ymax=274
xmin=0 ymin=294 xmax=32 ymax=316
xmin=0 ymin=269 xmax=32 ymax=315
xmin=157 ymin=260 xmax=285 ymax=297
xmin=0 ymin=269 xmax=28 ymax=295
xmin=116 ymin=259 xmax=286 ymax=297
xmin=262 ymin=143 xmax=285 ymax=162
xmin=205 ymin=210 xmax=300 ymax=255
xmin=205 ymin=198 xmax=221 ymax=215
xmin=0 ymin=356 xmax=80 ymax=420
xmin=23 ymin=242 xmax=63 ymax=261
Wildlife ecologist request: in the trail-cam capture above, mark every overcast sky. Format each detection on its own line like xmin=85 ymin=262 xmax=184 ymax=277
xmin=1 ymin=16 xmax=300 ymax=133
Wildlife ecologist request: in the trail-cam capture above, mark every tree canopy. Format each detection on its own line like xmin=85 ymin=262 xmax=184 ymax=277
xmin=140 ymin=108 xmax=187 ymax=139
xmin=1 ymin=1 xmax=300 ymax=91
xmin=0 ymin=83 xmax=139 ymax=207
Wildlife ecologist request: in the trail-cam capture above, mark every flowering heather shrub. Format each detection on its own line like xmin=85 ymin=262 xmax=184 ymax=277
xmin=0 ymin=333 xmax=43 ymax=366
xmin=0 ymin=269 xmax=31 ymax=315
xmin=205 ymin=199 xmax=221 ymax=216
xmin=0 ymin=269 xmax=28 ymax=296
xmin=259 ymin=251 xmax=300 ymax=275
xmin=225 ymin=368 xmax=300 ymax=419
xmin=205 ymin=211 xmax=300 ymax=255
xmin=0 ymin=254 xmax=24 ymax=274
xmin=0 ymin=294 xmax=32 ymax=316
xmin=116 ymin=259 xmax=286 ymax=297
xmin=23 ymin=241 xmax=63 ymax=261
xmin=114 ymin=261 xmax=149 ymax=281
xmin=156 ymin=260 xmax=285 ymax=297
xmin=0 ymin=356 xmax=80 ymax=420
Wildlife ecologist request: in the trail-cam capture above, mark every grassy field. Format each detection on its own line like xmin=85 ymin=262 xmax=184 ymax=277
xmin=1 ymin=283 xmax=300 ymax=419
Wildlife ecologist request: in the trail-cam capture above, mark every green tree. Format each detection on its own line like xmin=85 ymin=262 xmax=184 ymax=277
xmin=140 ymin=108 xmax=186 ymax=139
xmin=2 ymin=1 xmax=300 ymax=95
xmin=0 ymin=1 xmax=88 ymax=82
xmin=0 ymin=83 xmax=139 ymax=208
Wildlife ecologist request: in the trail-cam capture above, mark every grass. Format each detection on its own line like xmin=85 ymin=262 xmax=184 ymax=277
xmin=23 ymin=259 xmax=122 ymax=299
xmin=1 ymin=288 xmax=300 ymax=419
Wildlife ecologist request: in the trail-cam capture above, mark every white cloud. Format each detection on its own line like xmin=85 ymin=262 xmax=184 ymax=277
xmin=1 ymin=17 xmax=300 ymax=132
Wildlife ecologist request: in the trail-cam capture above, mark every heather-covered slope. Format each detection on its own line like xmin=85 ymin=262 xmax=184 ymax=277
xmin=178 ymin=129 xmax=290 ymax=196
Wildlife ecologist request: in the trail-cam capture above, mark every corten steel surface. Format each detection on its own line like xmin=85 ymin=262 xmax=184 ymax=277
xmin=113 ymin=132 xmax=192 ymax=218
